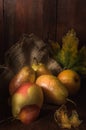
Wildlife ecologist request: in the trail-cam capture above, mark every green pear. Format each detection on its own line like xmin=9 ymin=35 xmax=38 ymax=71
xmin=11 ymin=82 xmax=43 ymax=118
xmin=36 ymin=75 xmax=68 ymax=105
xmin=9 ymin=66 xmax=36 ymax=95
xmin=32 ymin=62 xmax=51 ymax=77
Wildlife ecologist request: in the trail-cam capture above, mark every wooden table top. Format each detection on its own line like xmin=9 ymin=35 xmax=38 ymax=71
xmin=0 ymin=100 xmax=86 ymax=130
xmin=0 ymin=78 xmax=86 ymax=130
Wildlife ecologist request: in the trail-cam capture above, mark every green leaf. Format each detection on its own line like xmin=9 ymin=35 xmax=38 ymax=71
xmin=73 ymin=66 xmax=86 ymax=75
xmin=49 ymin=41 xmax=60 ymax=52
xmin=71 ymin=46 xmax=86 ymax=68
xmin=57 ymin=29 xmax=79 ymax=68
xmin=52 ymin=29 xmax=86 ymax=76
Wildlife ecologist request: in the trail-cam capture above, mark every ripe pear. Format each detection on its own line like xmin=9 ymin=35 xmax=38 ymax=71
xmin=11 ymin=82 xmax=43 ymax=118
xmin=36 ymin=75 xmax=68 ymax=105
xmin=57 ymin=69 xmax=81 ymax=95
xmin=9 ymin=66 xmax=36 ymax=95
xmin=32 ymin=62 xmax=51 ymax=77
xmin=18 ymin=105 xmax=40 ymax=124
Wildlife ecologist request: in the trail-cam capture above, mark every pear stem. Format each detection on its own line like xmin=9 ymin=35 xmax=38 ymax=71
xmin=66 ymin=98 xmax=77 ymax=107
xmin=33 ymin=57 xmax=38 ymax=65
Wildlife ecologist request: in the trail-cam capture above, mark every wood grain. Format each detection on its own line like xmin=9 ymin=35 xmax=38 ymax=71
xmin=15 ymin=0 xmax=43 ymax=39
xmin=42 ymin=0 xmax=57 ymax=41
xmin=0 ymin=0 xmax=86 ymax=56
xmin=56 ymin=0 xmax=86 ymax=44
xmin=0 ymin=0 xmax=4 ymax=63
xmin=3 ymin=0 xmax=16 ymax=50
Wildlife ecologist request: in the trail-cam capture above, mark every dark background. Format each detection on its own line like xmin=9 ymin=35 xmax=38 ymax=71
xmin=0 ymin=0 xmax=86 ymax=129
xmin=0 ymin=0 xmax=86 ymax=63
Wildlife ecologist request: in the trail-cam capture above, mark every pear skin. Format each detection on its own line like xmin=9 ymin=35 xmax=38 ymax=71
xmin=9 ymin=66 xmax=36 ymax=95
xmin=36 ymin=75 xmax=68 ymax=105
xmin=18 ymin=105 xmax=40 ymax=124
xmin=32 ymin=63 xmax=51 ymax=77
xmin=11 ymin=82 xmax=43 ymax=118
xmin=57 ymin=69 xmax=81 ymax=95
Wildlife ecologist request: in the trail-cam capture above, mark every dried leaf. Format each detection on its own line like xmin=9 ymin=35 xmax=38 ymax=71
xmin=54 ymin=105 xmax=82 ymax=129
xmin=69 ymin=110 xmax=82 ymax=128
xmin=54 ymin=105 xmax=71 ymax=129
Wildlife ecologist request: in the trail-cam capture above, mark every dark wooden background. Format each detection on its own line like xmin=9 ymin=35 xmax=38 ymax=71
xmin=0 ymin=0 xmax=86 ymax=129
xmin=0 ymin=0 xmax=86 ymax=63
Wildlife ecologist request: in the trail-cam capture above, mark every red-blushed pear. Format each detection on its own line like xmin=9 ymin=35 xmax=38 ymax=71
xmin=9 ymin=66 xmax=36 ymax=95
xmin=11 ymin=82 xmax=43 ymax=118
xmin=18 ymin=105 xmax=40 ymax=125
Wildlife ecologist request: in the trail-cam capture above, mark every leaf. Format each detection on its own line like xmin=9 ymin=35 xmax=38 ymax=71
xmin=78 ymin=46 xmax=86 ymax=66
xmin=50 ymin=41 xmax=60 ymax=54
xmin=56 ymin=29 xmax=79 ymax=68
xmin=51 ymin=29 xmax=86 ymax=76
xmin=71 ymin=46 xmax=86 ymax=74
xmin=73 ymin=66 xmax=86 ymax=75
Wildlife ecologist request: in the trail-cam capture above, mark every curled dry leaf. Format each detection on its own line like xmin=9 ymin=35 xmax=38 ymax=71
xmin=54 ymin=105 xmax=71 ymax=129
xmin=69 ymin=110 xmax=82 ymax=128
xmin=54 ymin=105 xmax=82 ymax=129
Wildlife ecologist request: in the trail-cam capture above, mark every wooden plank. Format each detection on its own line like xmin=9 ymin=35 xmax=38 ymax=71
xmin=3 ymin=0 xmax=44 ymax=49
xmin=15 ymin=0 xmax=43 ymax=39
xmin=4 ymin=0 xmax=16 ymax=50
xmin=56 ymin=0 xmax=77 ymax=42
xmin=0 ymin=0 xmax=4 ymax=63
xmin=43 ymin=0 xmax=57 ymax=41
xmin=56 ymin=0 xmax=86 ymax=45
xmin=3 ymin=0 xmax=86 ymax=51
xmin=3 ymin=0 xmax=57 ymax=43
xmin=74 ymin=0 xmax=86 ymax=45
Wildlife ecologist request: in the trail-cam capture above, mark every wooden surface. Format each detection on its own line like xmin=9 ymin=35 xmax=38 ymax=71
xmin=0 ymin=102 xmax=86 ymax=130
xmin=0 ymin=78 xmax=86 ymax=130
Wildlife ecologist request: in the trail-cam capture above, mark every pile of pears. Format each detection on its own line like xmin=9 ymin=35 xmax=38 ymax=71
xmin=9 ymin=61 xmax=80 ymax=125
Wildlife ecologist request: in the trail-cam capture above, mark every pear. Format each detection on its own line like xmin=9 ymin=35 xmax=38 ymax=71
xmin=9 ymin=66 xmax=36 ymax=95
xmin=32 ymin=61 xmax=51 ymax=77
xmin=57 ymin=69 xmax=81 ymax=95
xmin=36 ymin=75 xmax=68 ymax=105
xmin=11 ymin=82 xmax=43 ymax=118
xmin=18 ymin=105 xmax=40 ymax=124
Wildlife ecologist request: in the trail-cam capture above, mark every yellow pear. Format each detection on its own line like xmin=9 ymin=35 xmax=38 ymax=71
xmin=57 ymin=69 xmax=81 ymax=95
xmin=36 ymin=75 xmax=68 ymax=105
